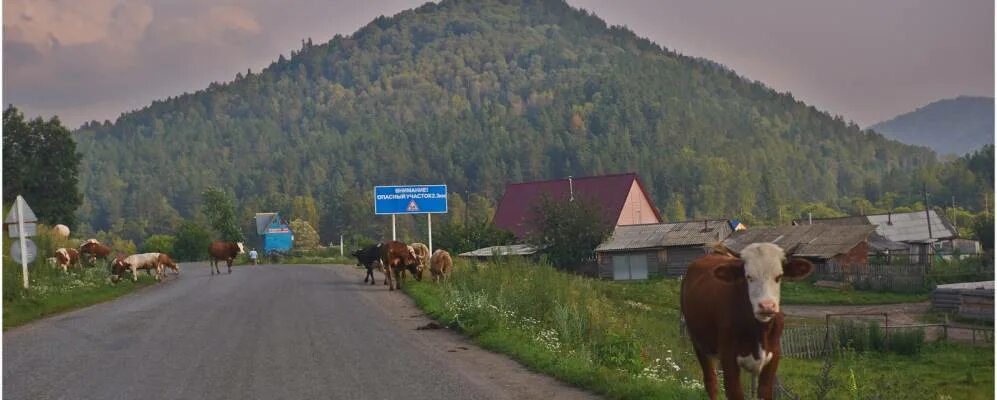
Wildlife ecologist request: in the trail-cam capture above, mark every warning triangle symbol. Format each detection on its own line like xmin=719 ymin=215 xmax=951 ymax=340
xmin=406 ymin=200 xmax=420 ymax=212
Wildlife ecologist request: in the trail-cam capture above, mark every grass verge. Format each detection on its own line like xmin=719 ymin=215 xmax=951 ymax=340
xmin=3 ymin=256 xmax=157 ymax=330
xmin=404 ymin=257 xmax=992 ymax=400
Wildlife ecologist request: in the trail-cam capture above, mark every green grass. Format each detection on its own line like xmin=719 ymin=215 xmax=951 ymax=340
xmin=3 ymin=256 xmax=157 ymax=330
xmin=779 ymin=343 xmax=994 ymax=400
xmin=403 ymin=258 xmax=993 ymax=400
xmin=781 ymin=281 xmax=930 ymax=305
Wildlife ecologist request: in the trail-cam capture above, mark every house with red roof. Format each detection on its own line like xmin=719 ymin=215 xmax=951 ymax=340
xmin=493 ymin=172 xmax=662 ymax=240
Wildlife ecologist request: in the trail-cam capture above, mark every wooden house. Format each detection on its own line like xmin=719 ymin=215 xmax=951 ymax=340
xmin=493 ymin=172 xmax=661 ymax=240
xmin=594 ymin=219 xmax=740 ymax=280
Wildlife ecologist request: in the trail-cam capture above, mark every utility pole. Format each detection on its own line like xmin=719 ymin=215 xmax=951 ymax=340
xmin=951 ymin=196 xmax=957 ymax=232
xmin=923 ymin=184 xmax=932 ymax=240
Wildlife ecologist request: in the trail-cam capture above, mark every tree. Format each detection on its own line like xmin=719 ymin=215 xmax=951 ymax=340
xmin=436 ymin=219 xmax=516 ymax=255
xmin=202 ymin=187 xmax=245 ymax=242
xmin=526 ymin=195 xmax=614 ymax=270
xmin=174 ymin=222 xmax=211 ymax=261
xmin=140 ymin=234 xmax=176 ymax=255
xmin=289 ymin=218 xmax=320 ymax=250
xmin=3 ymin=105 xmax=82 ymax=228
xmin=973 ymin=213 xmax=994 ymax=252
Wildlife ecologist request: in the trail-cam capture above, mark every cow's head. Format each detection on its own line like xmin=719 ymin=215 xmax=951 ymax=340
xmin=404 ymin=245 xmax=423 ymax=281
xmin=109 ymin=256 xmax=130 ymax=283
xmin=713 ymin=243 xmax=813 ymax=322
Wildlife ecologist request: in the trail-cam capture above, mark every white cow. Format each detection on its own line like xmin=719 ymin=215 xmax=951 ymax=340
xmin=111 ymin=253 xmax=165 ymax=282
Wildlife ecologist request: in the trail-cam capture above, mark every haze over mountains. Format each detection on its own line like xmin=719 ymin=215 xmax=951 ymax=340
xmin=869 ymin=96 xmax=994 ymax=157
xmin=73 ymin=0 xmax=962 ymax=241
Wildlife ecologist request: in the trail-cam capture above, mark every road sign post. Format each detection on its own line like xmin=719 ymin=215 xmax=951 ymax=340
xmin=374 ymin=185 xmax=448 ymax=247
xmin=6 ymin=196 xmax=39 ymax=289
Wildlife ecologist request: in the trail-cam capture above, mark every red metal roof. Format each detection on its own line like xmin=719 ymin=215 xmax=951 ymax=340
xmin=493 ymin=172 xmax=661 ymax=239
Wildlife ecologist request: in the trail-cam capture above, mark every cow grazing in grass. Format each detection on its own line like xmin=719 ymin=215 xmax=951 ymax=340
xmin=208 ymin=241 xmax=244 ymax=275
xmin=428 ymin=249 xmax=453 ymax=283
xmin=409 ymin=242 xmax=430 ymax=280
xmin=351 ymin=243 xmax=385 ymax=285
xmin=79 ymin=241 xmax=113 ymax=266
xmin=379 ymin=240 xmax=421 ymax=291
xmin=158 ymin=253 xmax=180 ymax=275
xmin=680 ymin=243 xmax=813 ymax=400
xmin=55 ymin=248 xmax=81 ymax=272
xmin=111 ymin=253 xmax=165 ymax=283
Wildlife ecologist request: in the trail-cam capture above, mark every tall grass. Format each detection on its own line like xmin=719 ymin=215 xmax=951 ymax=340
xmin=406 ymin=256 xmax=704 ymax=399
xmin=3 ymin=226 xmax=155 ymax=329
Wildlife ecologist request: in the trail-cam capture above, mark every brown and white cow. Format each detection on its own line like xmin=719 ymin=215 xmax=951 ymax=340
xmin=379 ymin=240 xmax=421 ymax=291
xmin=111 ymin=253 xmax=165 ymax=283
xmin=409 ymin=242 xmax=430 ymax=280
xmin=428 ymin=249 xmax=453 ymax=283
xmin=79 ymin=241 xmax=113 ymax=266
xmin=55 ymin=248 xmax=81 ymax=272
xmin=158 ymin=253 xmax=180 ymax=275
xmin=680 ymin=243 xmax=813 ymax=400
xmin=208 ymin=241 xmax=244 ymax=275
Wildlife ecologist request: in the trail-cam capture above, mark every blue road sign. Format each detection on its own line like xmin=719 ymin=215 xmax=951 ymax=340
xmin=375 ymin=185 xmax=448 ymax=215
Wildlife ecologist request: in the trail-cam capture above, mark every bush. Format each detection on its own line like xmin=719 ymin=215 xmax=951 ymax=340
xmin=140 ymin=234 xmax=176 ymax=255
xmin=173 ymin=222 xmax=210 ymax=261
xmin=889 ymin=328 xmax=925 ymax=356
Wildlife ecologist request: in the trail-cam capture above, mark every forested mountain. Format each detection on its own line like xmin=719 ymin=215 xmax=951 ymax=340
xmin=74 ymin=0 xmax=969 ymax=243
xmin=869 ymin=96 xmax=994 ymax=157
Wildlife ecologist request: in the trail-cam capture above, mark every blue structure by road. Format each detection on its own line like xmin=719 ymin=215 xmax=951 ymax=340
xmin=255 ymin=212 xmax=293 ymax=255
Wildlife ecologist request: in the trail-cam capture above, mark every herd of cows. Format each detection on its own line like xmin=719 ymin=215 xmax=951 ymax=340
xmin=50 ymin=237 xmax=452 ymax=291
xmin=51 ymin=239 xmax=241 ymax=282
xmin=350 ymin=240 xmax=454 ymax=290
xmin=49 ymin=233 xmax=811 ymax=399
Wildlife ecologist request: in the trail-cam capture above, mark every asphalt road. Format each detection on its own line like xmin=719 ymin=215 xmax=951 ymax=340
xmin=3 ymin=263 xmax=597 ymax=400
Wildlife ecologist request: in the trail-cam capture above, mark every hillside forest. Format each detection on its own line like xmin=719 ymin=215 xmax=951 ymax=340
xmin=8 ymin=0 xmax=991 ymax=249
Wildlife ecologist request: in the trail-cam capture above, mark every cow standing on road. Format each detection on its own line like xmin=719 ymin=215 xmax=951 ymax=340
xmin=379 ymin=241 xmax=421 ymax=291
xmin=208 ymin=241 xmax=244 ymax=275
xmin=111 ymin=253 xmax=166 ymax=283
xmin=351 ymin=243 xmax=385 ymax=285
xmin=680 ymin=243 xmax=813 ymax=400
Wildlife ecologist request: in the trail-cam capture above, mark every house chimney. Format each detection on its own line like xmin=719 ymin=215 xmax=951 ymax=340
xmin=568 ymin=176 xmax=574 ymax=202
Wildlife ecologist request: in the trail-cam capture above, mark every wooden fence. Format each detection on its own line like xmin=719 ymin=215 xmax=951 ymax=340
xmin=810 ymin=263 xmax=928 ymax=293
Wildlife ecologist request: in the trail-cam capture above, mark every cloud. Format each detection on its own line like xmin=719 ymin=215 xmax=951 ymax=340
xmin=150 ymin=5 xmax=261 ymax=47
xmin=4 ymin=0 xmax=153 ymax=55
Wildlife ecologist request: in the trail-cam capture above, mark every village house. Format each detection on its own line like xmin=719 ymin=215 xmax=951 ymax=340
xmin=595 ymin=219 xmax=744 ymax=280
xmin=723 ymin=224 xmax=878 ymax=266
xmin=811 ymin=210 xmax=962 ymax=263
xmin=492 ymin=172 xmax=662 ymax=240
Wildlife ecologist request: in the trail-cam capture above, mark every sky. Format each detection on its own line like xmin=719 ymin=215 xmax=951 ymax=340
xmin=3 ymin=0 xmax=993 ymax=128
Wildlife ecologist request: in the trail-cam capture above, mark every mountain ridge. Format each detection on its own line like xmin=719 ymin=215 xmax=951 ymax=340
xmin=72 ymin=0 xmax=942 ymax=241
xmin=869 ymin=96 xmax=994 ymax=156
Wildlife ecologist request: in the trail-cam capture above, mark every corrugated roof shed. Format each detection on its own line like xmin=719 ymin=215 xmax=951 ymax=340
xmin=596 ymin=220 xmax=733 ymax=252
xmin=723 ymin=225 xmax=876 ymax=259
xmin=493 ymin=173 xmax=661 ymax=239
xmin=866 ymin=210 xmax=956 ymax=242
xmin=459 ymin=244 xmax=539 ymax=257
xmin=812 ymin=210 xmax=957 ymax=243
xmin=255 ymin=213 xmax=276 ymax=235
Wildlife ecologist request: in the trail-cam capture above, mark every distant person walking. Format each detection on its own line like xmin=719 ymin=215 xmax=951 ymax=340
xmin=249 ymin=249 xmax=259 ymax=265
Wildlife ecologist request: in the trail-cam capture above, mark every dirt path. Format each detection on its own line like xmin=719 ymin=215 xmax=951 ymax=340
xmin=782 ymin=301 xmax=932 ymax=325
